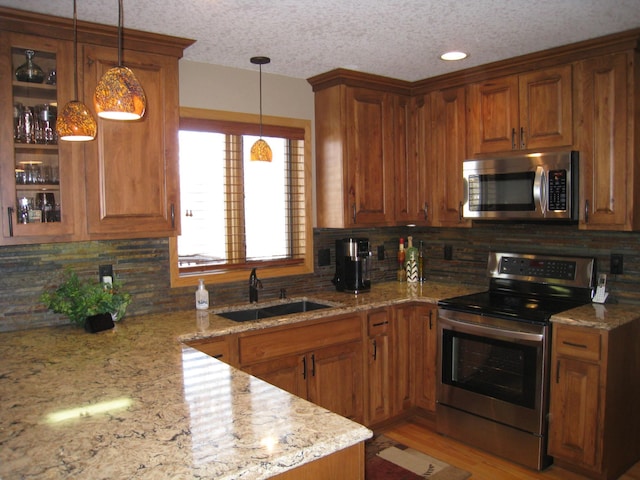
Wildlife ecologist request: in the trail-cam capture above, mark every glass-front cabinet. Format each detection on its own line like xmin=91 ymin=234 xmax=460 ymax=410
xmin=0 ymin=32 xmax=77 ymax=243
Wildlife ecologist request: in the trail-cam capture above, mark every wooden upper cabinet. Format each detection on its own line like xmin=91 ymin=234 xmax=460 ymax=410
xmin=82 ymin=44 xmax=181 ymax=238
xmin=309 ymin=70 xmax=412 ymax=228
xmin=575 ymin=51 xmax=638 ymax=230
xmin=345 ymin=87 xmax=395 ymax=226
xmin=0 ymin=8 xmax=193 ymax=244
xmin=0 ymin=31 xmax=81 ymax=245
xmin=430 ymin=86 xmax=470 ymax=227
xmin=467 ymin=65 xmax=573 ymax=155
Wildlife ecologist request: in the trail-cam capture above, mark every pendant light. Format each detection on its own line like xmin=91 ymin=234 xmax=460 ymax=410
xmin=56 ymin=0 xmax=97 ymax=141
xmin=94 ymin=0 xmax=146 ymax=120
xmin=250 ymin=56 xmax=272 ymax=162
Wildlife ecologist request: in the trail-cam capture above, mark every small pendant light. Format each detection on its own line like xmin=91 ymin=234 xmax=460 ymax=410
xmin=56 ymin=0 xmax=97 ymax=141
xmin=250 ymin=56 xmax=272 ymax=162
xmin=94 ymin=0 xmax=146 ymax=120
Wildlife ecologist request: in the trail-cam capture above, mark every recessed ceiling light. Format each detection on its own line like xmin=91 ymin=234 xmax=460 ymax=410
xmin=440 ymin=51 xmax=468 ymax=61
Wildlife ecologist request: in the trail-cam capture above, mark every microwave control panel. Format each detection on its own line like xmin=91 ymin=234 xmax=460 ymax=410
xmin=547 ymin=169 xmax=567 ymax=211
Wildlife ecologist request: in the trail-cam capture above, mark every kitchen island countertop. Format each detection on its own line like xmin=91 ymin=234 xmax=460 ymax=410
xmin=0 ymin=280 xmax=476 ymax=479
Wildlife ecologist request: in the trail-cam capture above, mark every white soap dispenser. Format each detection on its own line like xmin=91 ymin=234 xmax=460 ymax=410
xmin=195 ymin=279 xmax=209 ymax=310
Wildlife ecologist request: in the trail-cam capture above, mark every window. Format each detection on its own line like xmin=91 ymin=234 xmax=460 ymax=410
xmin=170 ymin=108 xmax=313 ymax=287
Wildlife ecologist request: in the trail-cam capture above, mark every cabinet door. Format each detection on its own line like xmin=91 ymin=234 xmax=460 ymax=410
xmin=366 ymin=309 xmax=392 ymax=424
xmin=0 ymin=32 xmax=79 ymax=244
xmin=345 ymin=87 xmax=394 ymax=226
xmin=407 ymin=94 xmax=433 ymax=225
xmin=308 ymin=341 xmax=363 ymax=422
xmin=395 ymin=94 xmax=425 ymax=224
xmin=393 ymin=304 xmax=415 ymax=414
xmin=82 ymin=44 xmax=180 ymax=238
xmin=244 ymin=354 xmax=307 ymax=399
xmin=575 ymin=52 xmax=632 ymax=230
xmin=467 ymin=75 xmax=519 ymax=155
xmin=431 ymin=87 xmax=470 ymax=227
xmin=519 ymin=65 xmax=573 ymax=150
xmin=548 ymin=357 xmax=601 ymax=468
xmin=415 ymin=304 xmax=438 ymax=412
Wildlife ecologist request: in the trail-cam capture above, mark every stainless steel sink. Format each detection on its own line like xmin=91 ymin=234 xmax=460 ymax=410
xmin=216 ymin=300 xmax=333 ymax=322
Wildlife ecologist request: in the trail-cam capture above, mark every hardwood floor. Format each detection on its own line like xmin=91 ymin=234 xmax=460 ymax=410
xmin=383 ymin=419 xmax=640 ymax=480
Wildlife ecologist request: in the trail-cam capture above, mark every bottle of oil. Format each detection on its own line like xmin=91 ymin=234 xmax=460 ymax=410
xmin=397 ymin=238 xmax=406 ymax=282
xmin=418 ymin=240 xmax=425 ymax=282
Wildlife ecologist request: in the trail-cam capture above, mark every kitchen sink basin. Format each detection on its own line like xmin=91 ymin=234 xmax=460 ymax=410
xmin=217 ymin=300 xmax=333 ymax=322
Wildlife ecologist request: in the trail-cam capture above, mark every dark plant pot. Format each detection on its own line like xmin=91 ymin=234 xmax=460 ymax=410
xmin=84 ymin=313 xmax=115 ymax=333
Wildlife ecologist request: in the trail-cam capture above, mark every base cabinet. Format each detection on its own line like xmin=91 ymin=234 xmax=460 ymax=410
xmin=549 ymin=322 xmax=640 ymax=479
xmin=239 ymin=313 xmax=364 ymax=423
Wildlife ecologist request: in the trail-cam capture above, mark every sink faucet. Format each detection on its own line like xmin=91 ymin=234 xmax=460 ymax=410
xmin=249 ymin=268 xmax=263 ymax=303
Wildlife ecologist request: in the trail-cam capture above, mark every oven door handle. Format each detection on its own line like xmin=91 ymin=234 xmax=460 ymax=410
xmin=440 ymin=316 xmax=544 ymax=343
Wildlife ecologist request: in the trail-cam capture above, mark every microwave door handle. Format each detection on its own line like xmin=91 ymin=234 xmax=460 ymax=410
xmin=534 ymin=166 xmax=547 ymax=215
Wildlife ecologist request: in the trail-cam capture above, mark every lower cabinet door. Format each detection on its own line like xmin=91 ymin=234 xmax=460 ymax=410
xmin=548 ymin=356 xmax=601 ymax=468
xmin=307 ymin=341 xmax=364 ymax=423
xmin=244 ymin=354 xmax=308 ymax=400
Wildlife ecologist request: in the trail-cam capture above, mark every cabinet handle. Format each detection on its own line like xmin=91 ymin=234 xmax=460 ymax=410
xmin=7 ymin=207 xmax=14 ymax=237
xmin=556 ymin=359 xmax=560 ymax=383
xmin=170 ymin=203 xmax=175 ymax=229
xmin=511 ymin=128 xmax=517 ymax=150
xmin=372 ymin=339 xmax=377 ymax=360
xmin=458 ymin=201 xmax=463 ymax=222
xmin=372 ymin=321 xmax=388 ymax=327
xmin=584 ymin=200 xmax=590 ymax=223
xmin=424 ymin=202 xmax=428 ymax=221
xmin=352 ymin=202 xmax=356 ymax=223
xmin=213 ymin=354 xmax=223 ymax=359
xmin=302 ymin=356 xmax=307 ymax=380
xmin=520 ymin=127 xmax=525 ymax=149
xmin=311 ymin=353 xmax=316 ymax=377
xmin=429 ymin=310 xmax=433 ymax=330
xmin=562 ymin=340 xmax=588 ymax=349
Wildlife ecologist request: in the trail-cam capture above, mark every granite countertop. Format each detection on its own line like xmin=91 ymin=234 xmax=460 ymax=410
xmin=0 ymin=280 xmax=475 ymax=480
xmin=2 ymin=280 xmax=633 ymax=479
xmin=550 ymin=302 xmax=640 ymax=330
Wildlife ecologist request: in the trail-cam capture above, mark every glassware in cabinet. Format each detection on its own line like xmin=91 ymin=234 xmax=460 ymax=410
xmin=2 ymin=34 xmax=76 ymax=241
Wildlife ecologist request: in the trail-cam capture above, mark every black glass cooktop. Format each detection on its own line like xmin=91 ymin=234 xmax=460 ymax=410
xmin=438 ymin=290 xmax=590 ymax=324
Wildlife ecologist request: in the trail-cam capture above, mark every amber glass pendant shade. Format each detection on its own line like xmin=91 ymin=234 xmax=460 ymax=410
xmin=56 ymin=101 xmax=97 ymax=141
xmin=94 ymin=66 xmax=146 ymax=120
xmin=250 ymin=138 xmax=273 ymax=162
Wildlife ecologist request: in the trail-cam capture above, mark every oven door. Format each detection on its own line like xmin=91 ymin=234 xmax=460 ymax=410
xmin=437 ymin=309 xmax=550 ymax=435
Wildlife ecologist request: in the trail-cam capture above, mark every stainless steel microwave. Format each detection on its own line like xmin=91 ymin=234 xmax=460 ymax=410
xmin=462 ymin=151 xmax=578 ymax=221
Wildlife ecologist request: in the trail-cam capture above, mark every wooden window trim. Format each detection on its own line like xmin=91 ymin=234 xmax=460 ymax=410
xmin=170 ymin=107 xmax=314 ymax=288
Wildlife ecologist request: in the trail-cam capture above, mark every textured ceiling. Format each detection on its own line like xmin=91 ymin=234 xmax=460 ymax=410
xmin=1 ymin=0 xmax=639 ymax=81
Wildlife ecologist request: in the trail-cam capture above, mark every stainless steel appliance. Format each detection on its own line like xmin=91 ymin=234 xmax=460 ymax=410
xmin=333 ymin=238 xmax=371 ymax=293
xmin=437 ymin=252 xmax=595 ymax=470
xmin=462 ymin=151 xmax=578 ymax=221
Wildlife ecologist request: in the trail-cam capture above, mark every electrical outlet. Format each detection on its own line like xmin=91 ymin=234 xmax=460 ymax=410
xmin=610 ymin=254 xmax=623 ymax=275
xmin=99 ymin=264 xmax=113 ymax=282
xmin=318 ymin=248 xmax=331 ymax=267
xmin=444 ymin=245 xmax=453 ymax=261
xmin=377 ymin=245 xmax=385 ymax=261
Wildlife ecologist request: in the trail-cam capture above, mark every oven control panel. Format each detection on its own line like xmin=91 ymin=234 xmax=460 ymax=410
xmin=488 ymin=252 xmax=595 ymax=289
xmin=499 ymin=256 xmax=576 ymax=280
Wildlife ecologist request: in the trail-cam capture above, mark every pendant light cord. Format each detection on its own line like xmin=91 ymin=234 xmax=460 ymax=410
xmin=72 ymin=0 xmax=79 ymax=101
xmin=117 ymin=0 xmax=123 ymax=67
xmin=258 ymin=63 xmax=263 ymax=138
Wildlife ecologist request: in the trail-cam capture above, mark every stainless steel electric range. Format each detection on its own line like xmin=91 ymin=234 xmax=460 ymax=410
xmin=437 ymin=252 xmax=596 ymax=470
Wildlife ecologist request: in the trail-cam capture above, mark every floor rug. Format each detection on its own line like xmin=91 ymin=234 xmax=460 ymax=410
xmin=365 ymin=434 xmax=471 ymax=480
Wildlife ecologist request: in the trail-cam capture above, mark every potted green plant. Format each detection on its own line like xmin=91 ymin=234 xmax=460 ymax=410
xmin=41 ymin=269 xmax=132 ymax=330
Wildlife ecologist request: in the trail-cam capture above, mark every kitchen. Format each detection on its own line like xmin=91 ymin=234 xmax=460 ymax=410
xmin=1 ymin=1 xmax=640 ymax=479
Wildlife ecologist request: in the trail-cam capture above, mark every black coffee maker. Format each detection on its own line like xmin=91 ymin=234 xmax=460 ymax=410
xmin=333 ymin=238 xmax=372 ymax=293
